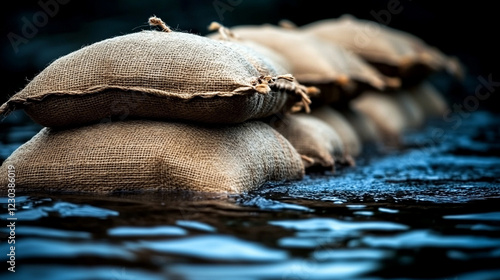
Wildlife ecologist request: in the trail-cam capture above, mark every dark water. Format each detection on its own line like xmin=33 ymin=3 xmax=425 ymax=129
xmin=1 ymin=111 xmax=500 ymax=280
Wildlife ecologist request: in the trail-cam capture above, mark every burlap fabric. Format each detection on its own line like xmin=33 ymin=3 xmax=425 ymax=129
xmin=301 ymin=15 xmax=463 ymax=86
xmin=0 ymin=120 xmax=304 ymax=194
xmin=408 ymin=81 xmax=449 ymax=118
xmin=269 ymin=113 xmax=344 ymax=170
xmin=208 ymin=24 xmax=391 ymax=105
xmin=0 ymin=30 xmax=309 ymax=127
xmin=206 ymin=23 xmax=314 ymax=112
xmin=390 ymin=90 xmax=425 ymax=129
xmin=351 ymin=91 xmax=407 ymax=147
xmin=340 ymin=105 xmax=382 ymax=144
xmin=310 ymin=106 xmax=362 ymax=158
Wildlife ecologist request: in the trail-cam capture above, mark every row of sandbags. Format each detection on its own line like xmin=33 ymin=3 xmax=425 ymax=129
xmin=205 ymin=16 xmax=458 ymax=166
xmin=0 ymin=15 xmax=460 ymax=194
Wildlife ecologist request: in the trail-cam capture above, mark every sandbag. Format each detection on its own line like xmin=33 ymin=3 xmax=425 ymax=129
xmin=207 ymin=23 xmax=391 ymax=105
xmin=207 ymin=22 xmax=293 ymax=75
xmin=310 ymin=106 xmax=362 ymax=159
xmin=351 ymin=91 xmax=407 ymax=147
xmin=390 ymin=90 xmax=425 ymax=130
xmin=269 ymin=113 xmax=345 ymax=170
xmin=340 ymin=105 xmax=383 ymax=145
xmin=0 ymin=120 xmax=304 ymax=194
xmin=408 ymin=81 xmax=449 ymax=119
xmin=302 ymin=14 xmax=463 ymax=86
xmin=0 ymin=18 xmax=310 ymax=128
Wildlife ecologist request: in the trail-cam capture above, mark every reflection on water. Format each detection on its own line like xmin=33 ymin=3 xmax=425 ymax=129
xmin=269 ymin=217 xmax=409 ymax=231
xmin=444 ymin=212 xmax=500 ymax=221
xmin=168 ymin=260 xmax=379 ymax=280
xmin=3 ymin=238 xmax=136 ymax=260
xmin=130 ymin=235 xmax=288 ymax=262
xmin=361 ymin=230 xmax=500 ymax=248
xmin=108 ymin=225 xmax=187 ymax=237
xmin=1 ymin=112 xmax=500 ymax=279
xmin=9 ymin=265 xmax=165 ymax=280
xmin=1 ymin=194 xmax=500 ymax=280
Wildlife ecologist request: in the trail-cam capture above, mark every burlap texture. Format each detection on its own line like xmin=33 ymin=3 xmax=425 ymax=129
xmin=310 ymin=106 xmax=362 ymax=158
xmin=351 ymin=91 xmax=407 ymax=147
xmin=205 ymin=24 xmax=314 ymax=112
xmin=340 ymin=105 xmax=382 ymax=144
xmin=390 ymin=90 xmax=425 ymax=129
xmin=0 ymin=120 xmax=304 ymax=194
xmin=301 ymin=15 xmax=463 ymax=86
xmin=0 ymin=30 xmax=308 ymax=127
xmin=269 ymin=113 xmax=344 ymax=170
xmin=408 ymin=81 xmax=449 ymax=118
xmin=209 ymin=24 xmax=390 ymax=105
xmin=206 ymin=22 xmax=293 ymax=76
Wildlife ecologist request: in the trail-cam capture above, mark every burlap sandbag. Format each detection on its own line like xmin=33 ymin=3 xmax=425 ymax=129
xmin=310 ymin=106 xmax=362 ymax=159
xmin=207 ymin=23 xmax=391 ymax=105
xmin=0 ymin=120 xmax=304 ymax=194
xmin=207 ymin=22 xmax=293 ymax=76
xmin=301 ymin=14 xmax=463 ymax=86
xmin=408 ymin=81 xmax=449 ymax=119
xmin=390 ymin=90 xmax=425 ymax=130
xmin=339 ymin=105 xmax=382 ymax=145
xmin=269 ymin=113 xmax=345 ymax=170
xmin=351 ymin=91 xmax=408 ymax=147
xmin=0 ymin=18 xmax=310 ymax=128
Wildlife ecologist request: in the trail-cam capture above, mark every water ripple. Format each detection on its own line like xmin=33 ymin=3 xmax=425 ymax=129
xmin=269 ymin=218 xmax=409 ymax=232
xmin=0 ymin=238 xmax=135 ymax=261
xmin=167 ymin=260 xmax=378 ymax=280
xmin=3 ymin=265 xmax=164 ymax=280
xmin=0 ymin=226 xmax=91 ymax=239
xmin=129 ymin=235 xmax=288 ymax=262
xmin=361 ymin=230 xmax=500 ymax=249
xmin=176 ymin=220 xmax=217 ymax=232
xmin=108 ymin=225 xmax=187 ymax=237
xmin=444 ymin=212 xmax=500 ymax=221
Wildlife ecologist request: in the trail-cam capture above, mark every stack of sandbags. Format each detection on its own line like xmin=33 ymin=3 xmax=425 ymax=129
xmin=207 ymin=22 xmax=396 ymax=106
xmin=301 ymin=14 xmax=462 ymax=144
xmin=0 ymin=14 xmax=460 ymax=192
xmin=206 ymin=23 xmax=349 ymax=171
xmin=207 ymin=22 xmax=399 ymax=167
xmin=0 ymin=17 xmax=310 ymax=194
xmin=300 ymin=14 xmax=462 ymax=85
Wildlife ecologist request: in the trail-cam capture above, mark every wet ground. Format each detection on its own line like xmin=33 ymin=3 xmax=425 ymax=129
xmin=1 ymin=110 xmax=500 ymax=280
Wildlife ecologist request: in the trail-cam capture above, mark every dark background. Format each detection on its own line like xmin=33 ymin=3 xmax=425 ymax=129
xmin=1 ymin=0 xmax=498 ymax=114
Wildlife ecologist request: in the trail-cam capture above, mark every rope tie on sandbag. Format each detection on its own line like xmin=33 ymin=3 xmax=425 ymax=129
xmin=207 ymin=22 xmax=315 ymax=113
xmin=288 ymin=82 xmax=318 ymax=114
xmin=208 ymin=21 xmax=238 ymax=40
xmin=149 ymin=16 xmax=172 ymax=32
xmin=300 ymin=155 xmax=315 ymax=164
xmin=250 ymin=74 xmax=313 ymax=113
xmin=278 ymin=19 xmax=298 ymax=29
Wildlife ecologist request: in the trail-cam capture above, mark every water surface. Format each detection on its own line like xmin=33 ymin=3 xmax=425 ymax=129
xmin=1 ymin=111 xmax=499 ymax=280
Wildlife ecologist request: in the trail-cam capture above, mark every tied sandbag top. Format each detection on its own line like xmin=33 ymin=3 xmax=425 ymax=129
xmin=12 ymin=31 xmax=283 ymax=98
xmin=0 ymin=29 xmax=311 ymax=125
xmin=207 ymin=23 xmax=396 ymax=104
xmin=208 ymin=24 xmax=343 ymax=84
xmin=301 ymin=15 xmax=463 ymax=82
